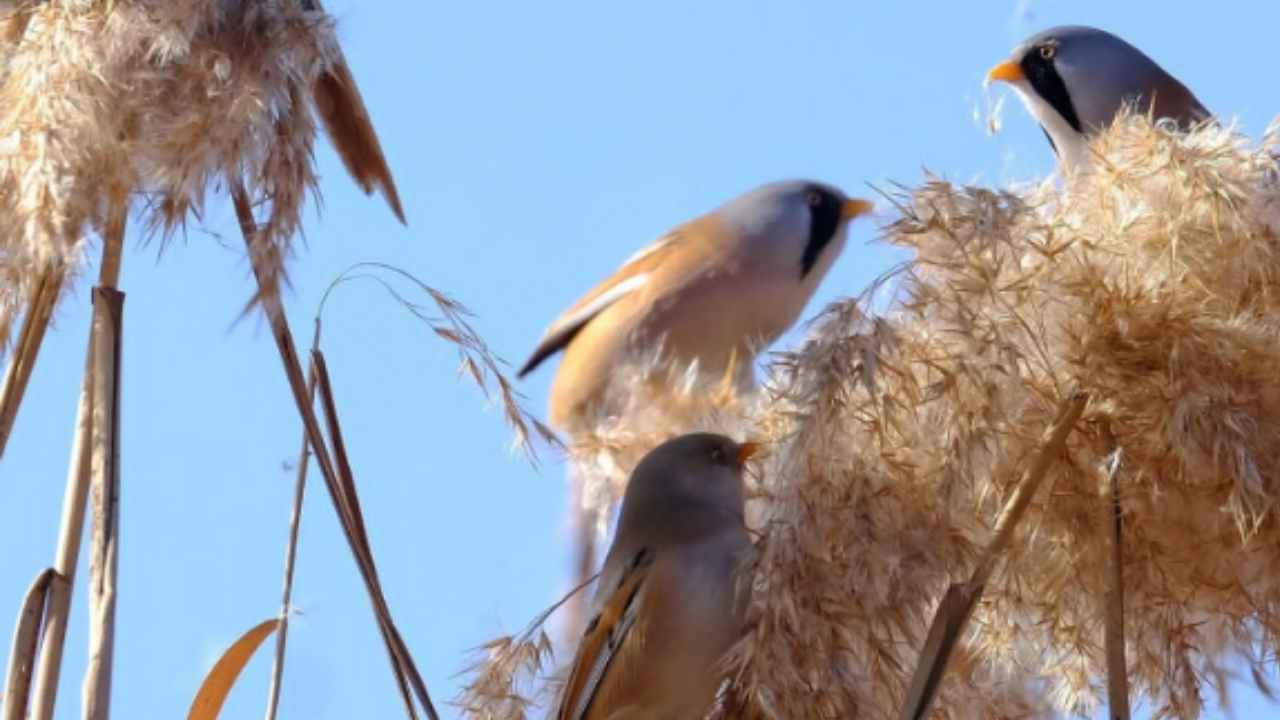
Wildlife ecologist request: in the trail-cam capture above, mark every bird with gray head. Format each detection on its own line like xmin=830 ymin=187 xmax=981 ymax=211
xmin=554 ymin=432 xmax=756 ymax=720
xmin=517 ymin=179 xmax=873 ymax=433
xmin=519 ymin=180 xmax=868 ymax=651
xmin=986 ymin=25 xmax=1211 ymax=170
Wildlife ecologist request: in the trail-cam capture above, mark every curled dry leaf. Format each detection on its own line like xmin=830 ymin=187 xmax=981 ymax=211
xmin=185 ymin=618 xmax=279 ymax=720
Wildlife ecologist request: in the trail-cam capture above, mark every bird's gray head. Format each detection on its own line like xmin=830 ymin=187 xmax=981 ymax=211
xmin=619 ymin=432 xmax=754 ymax=535
xmin=987 ymin=26 xmax=1208 ymax=163
xmin=711 ymin=180 xmax=872 ymax=279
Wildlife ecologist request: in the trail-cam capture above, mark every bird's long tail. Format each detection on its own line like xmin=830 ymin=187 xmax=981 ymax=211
xmin=560 ymin=466 xmax=599 ymax=646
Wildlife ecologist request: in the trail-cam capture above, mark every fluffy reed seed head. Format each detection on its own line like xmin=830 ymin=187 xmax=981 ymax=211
xmin=460 ymin=113 xmax=1280 ymax=720
xmin=0 ymin=0 xmax=401 ymax=350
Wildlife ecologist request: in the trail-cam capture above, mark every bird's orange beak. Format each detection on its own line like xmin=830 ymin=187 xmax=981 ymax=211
xmin=736 ymin=441 xmax=760 ymax=466
xmin=985 ymin=60 xmax=1025 ymax=85
xmin=841 ymin=198 xmax=875 ymax=219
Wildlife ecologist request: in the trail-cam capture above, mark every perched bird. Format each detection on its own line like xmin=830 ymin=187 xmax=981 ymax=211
xmin=517 ymin=180 xmax=873 ymax=432
xmin=986 ymin=25 xmax=1210 ymax=169
xmin=554 ymin=433 xmax=756 ymax=720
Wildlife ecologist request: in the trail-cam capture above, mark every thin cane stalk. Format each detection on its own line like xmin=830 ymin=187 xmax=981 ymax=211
xmin=1101 ymin=438 xmax=1131 ymax=720
xmin=0 ymin=269 xmax=62 ymax=467
xmin=311 ymin=350 xmax=438 ymax=718
xmin=229 ymin=178 xmax=440 ymax=720
xmin=81 ymin=287 xmax=124 ymax=720
xmin=28 ymin=350 xmax=93 ymax=720
xmin=263 ymin=319 xmax=322 ymax=720
xmin=29 ymin=195 xmax=128 ymax=720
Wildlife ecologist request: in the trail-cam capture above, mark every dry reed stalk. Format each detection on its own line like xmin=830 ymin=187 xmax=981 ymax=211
xmin=2 ymin=568 xmax=56 ymax=720
xmin=27 ymin=196 xmax=128 ymax=720
xmin=256 ymin=264 xmax=553 ymax=718
xmin=0 ymin=0 xmax=403 ymax=520
xmin=1101 ymin=442 xmax=1131 ymax=720
xmin=263 ymin=320 xmax=321 ymax=720
xmin=28 ymin=340 xmax=94 ymax=720
xmin=232 ymin=182 xmax=440 ymax=720
xmin=0 ymin=1 xmax=407 ymax=716
xmin=312 ymin=351 xmax=436 ymax=719
xmin=82 ymin=287 xmax=124 ymax=720
xmin=897 ymin=391 xmax=1089 ymax=720
xmin=0 ymin=0 xmax=403 ymax=389
xmin=0 ymin=270 xmax=63 ymax=466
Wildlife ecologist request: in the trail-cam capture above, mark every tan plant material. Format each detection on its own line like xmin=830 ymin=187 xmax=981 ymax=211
xmin=27 ymin=205 xmax=129 ymax=720
xmin=897 ymin=391 xmax=1090 ymax=720
xmin=454 ymin=594 xmax=569 ymax=720
xmin=185 ymin=618 xmax=280 ymax=720
xmin=83 ymin=287 xmax=124 ymax=720
xmin=2 ymin=568 xmax=56 ymax=720
xmin=263 ymin=322 xmax=320 ymax=720
xmin=232 ymin=183 xmax=439 ymax=720
xmin=1100 ymin=443 xmax=1132 ymax=720
xmin=0 ymin=0 xmax=401 ymax=473
xmin=458 ymin=113 xmax=1280 ymax=720
xmin=0 ymin=270 xmax=62 ymax=463
xmin=263 ymin=264 xmax=555 ymax=720
xmin=0 ymin=0 xmax=402 ymax=354
xmin=317 ymin=263 xmax=559 ymax=463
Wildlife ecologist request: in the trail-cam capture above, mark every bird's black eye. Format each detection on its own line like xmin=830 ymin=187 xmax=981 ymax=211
xmin=710 ymin=447 xmax=727 ymax=464
xmin=806 ymin=190 xmax=824 ymax=208
xmin=1038 ymin=44 xmax=1056 ymax=61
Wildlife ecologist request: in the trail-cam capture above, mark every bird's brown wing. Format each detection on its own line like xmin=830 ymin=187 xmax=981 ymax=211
xmin=1142 ymin=73 xmax=1212 ymax=130
xmin=516 ymin=215 xmax=727 ymax=378
xmin=556 ymin=548 xmax=654 ymax=720
xmin=517 ymin=231 xmax=684 ymax=378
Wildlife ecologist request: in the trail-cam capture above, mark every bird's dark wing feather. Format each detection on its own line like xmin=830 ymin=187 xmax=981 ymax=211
xmin=556 ymin=549 xmax=654 ymax=720
xmin=516 ymin=231 xmax=689 ymax=378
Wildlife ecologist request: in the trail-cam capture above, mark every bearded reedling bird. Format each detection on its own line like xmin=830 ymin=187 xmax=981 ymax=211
xmin=516 ymin=179 xmax=874 ymax=432
xmin=986 ymin=25 xmax=1211 ymax=170
xmin=554 ymin=433 xmax=755 ymax=720
xmin=519 ymin=180 xmax=869 ymax=643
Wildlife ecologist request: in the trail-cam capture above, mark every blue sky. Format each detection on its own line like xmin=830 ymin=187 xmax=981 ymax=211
xmin=1 ymin=1 xmax=1277 ymax=719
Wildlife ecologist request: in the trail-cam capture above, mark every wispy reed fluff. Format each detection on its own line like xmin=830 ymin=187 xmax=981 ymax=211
xmin=459 ymin=114 xmax=1280 ymax=720
xmin=0 ymin=0 xmax=401 ymax=348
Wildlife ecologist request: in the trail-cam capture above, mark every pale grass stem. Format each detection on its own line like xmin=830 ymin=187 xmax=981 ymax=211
xmin=0 ymin=270 xmax=62 ymax=467
xmin=231 ymin=179 xmax=441 ymax=720
xmin=81 ymin=287 xmax=124 ymax=720
xmin=2 ymin=195 xmax=130 ymax=720
xmin=28 ymin=347 xmax=93 ymax=720
xmin=1100 ymin=432 xmax=1130 ymax=720
xmin=263 ymin=319 xmax=321 ymax=720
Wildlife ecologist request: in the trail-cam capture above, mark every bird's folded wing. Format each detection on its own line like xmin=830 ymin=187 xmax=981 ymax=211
xmin=517 ymin=230 xmax=690 ymax=377
xmin=557 ymin=550 xmax=653 ymax=720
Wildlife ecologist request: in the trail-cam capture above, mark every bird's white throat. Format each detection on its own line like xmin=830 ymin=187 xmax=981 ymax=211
xmin=1007 ymin=79 xmax=1091 ymax=172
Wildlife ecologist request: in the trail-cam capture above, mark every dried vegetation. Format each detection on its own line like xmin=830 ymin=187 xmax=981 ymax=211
xmin=460 ymin=115 xmax=1280 ymax=720
xmin=3 ymin=2 xmax=1280 ymax=718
